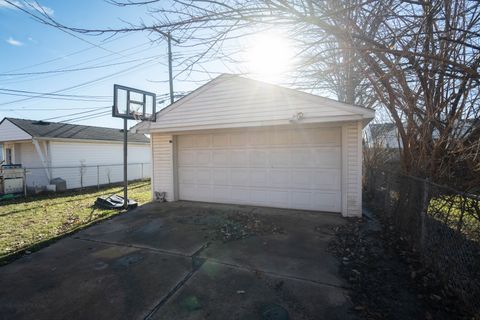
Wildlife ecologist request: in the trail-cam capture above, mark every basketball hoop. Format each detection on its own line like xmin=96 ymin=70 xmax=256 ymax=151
xmin=112 ymin=84 xmax=156 ymax=209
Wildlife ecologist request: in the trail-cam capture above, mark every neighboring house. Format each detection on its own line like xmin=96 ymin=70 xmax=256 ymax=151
xmin=367 ymin=123 xmax=402 ymax=149
xmin=134 ymin=74 xmax=374 ymax=217
xmin=367 ymin=119 xmax=478 ymax=149
xmin=0 ymin=118 xmax=150 ymax=190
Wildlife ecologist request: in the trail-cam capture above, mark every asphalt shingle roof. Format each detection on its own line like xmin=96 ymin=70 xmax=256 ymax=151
xmin=3 ymin=118 xmax=149 ymax=143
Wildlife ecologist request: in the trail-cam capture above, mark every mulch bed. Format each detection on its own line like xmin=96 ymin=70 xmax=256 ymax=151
xmin=328 ymin=215 xmax=472 ymax=320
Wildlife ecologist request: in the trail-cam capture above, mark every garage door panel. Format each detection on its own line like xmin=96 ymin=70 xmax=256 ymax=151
xmin=312 ymin=192 xmax=341 ymax=211
xmin=249 ymin=131 xmax=268 ymax=146
xmin=177 ymin=135 xmax=195 ymax=148
xmin=196 ymin=168 xmax=211 ymax=184
xmin=312 ymin=147 xmax=341 ymax=168
xmin=291 ymin=170 xmax=312 ymax=188
xmin=196 ymin=151 xmax=211 ymax=165
xmin=212 ymin=150 xmax=228 ymax=166
xmin=230 ymin=150 xmax=248 ymax=166
xmin=230 ymin=132 xmax=248 ymax=146
xmin=212 ymin=186 xmax=230 ymax=201
xmin=269 ymin=130 xmax=290 ymax=145
xmin=179 ymin=150 xmax=195 ymax=165
xmin=195 ymin=134 xmax=211 ymax=147
xmin=230 ymin=168 xmax=249 ymax=186
xmin=212 ymin=134 xmax=229 ymax=147
xmin=230 ymin=187 xmax=251 ymax=203
xmin=269 ymin=149 xmax=290 ymax=167
xmin=268 ymin=190 xmax=290 ymax=207
xmin=213 ymin=169 xmax=229 ymax=184
xmin=249 ymin=150 xmax=269 ymax=167
xmin=311 ymin=170 xmax=341 ymax=190
xmin=177 ymin=128 xmax=342 ymax=213
xmin=291 ymin=191 xmax=313 ymax=210
xmin=269 ymin=169 xmax=290 ymax=187
xmin=250 ymin=189 xmax=269 ymax=204
xmin=291 ymin=149 xmax=313 ymax=167
xmin=249 ymin=169 xmax=268 ymax=187
xmin=178 ymin=168 xmax=196 ymax=184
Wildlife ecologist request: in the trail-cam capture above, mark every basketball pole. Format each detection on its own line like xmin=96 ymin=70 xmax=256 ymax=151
xmin=123 ymin=117 xmax=128 ymax=210
xmin=167 ymin=32 xmax=174 ymax=105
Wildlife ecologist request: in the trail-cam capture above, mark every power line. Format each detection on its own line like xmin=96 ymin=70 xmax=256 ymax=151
xmin=0 ymin=91 xmax=109 ymax=102
xmin=0 ymin=41 xmax=156 ymax=86
xmin=2 ymin=33 xmax=131 ymax=73
xmin=0 ymin=54 xmax=163 ymax=77
xmin=0 ymin=88 xmax=109 ymax=98
xmin=0 ymin=57 xmax=164 ymax=107
xmin=42 ymin=107 xmax=111 ymax=121
xmin=61 ymin=110 xmax=112 ymax=123
xmin=0 ymin=107 xmax=102 ymax=111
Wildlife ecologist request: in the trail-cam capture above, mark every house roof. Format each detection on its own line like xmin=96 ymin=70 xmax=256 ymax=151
xmin=134 ymin=74 xmax=375 ymax=133
xmin=1 ymin=118 xmax=150 ymax=143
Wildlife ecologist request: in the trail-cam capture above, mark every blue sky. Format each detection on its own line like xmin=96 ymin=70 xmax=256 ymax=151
xmin=0 ymin=0 xmax=241 ymax=129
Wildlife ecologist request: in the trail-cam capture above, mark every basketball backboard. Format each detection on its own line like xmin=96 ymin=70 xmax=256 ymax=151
xmin=113 ymin=84 xmax=156 ymax=121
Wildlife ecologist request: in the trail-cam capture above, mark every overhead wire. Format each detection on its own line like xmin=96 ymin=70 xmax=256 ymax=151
xmin=42 ymin=107 xmax=111 ymax=121
xmin=0 ymin=56 xmax=165 ymax=107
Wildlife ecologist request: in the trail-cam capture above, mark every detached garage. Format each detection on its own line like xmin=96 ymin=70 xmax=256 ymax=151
xmin=136 ymin=74 xmax=374 ymax=217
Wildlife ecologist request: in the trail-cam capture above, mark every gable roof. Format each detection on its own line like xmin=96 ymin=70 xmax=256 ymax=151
xmin=1 ymin=118 xmax=149 ymax=143
xmin=134 ymin=74 xmax=375 ymax=133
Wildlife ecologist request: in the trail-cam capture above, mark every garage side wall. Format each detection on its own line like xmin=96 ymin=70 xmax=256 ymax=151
xmin=342 ymin=121 xmax=363 ymax=217
xmin=151 ymin=133 xmax=175 ymax=201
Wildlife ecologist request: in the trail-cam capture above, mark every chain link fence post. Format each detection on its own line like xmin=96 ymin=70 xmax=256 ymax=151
xmin=97 ymin=165 xmax=100 ymax=190
xmin=420 ymin=178 xmax=429 ymax=253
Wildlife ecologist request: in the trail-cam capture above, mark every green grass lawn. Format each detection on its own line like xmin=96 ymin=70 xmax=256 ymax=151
xmin=428 ymin=195 xmax=480 ymax=241
xmin=0 ymin=181 xmax=151 ymax=259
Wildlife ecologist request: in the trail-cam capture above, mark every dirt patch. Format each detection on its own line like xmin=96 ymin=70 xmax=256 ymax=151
xmin=216 ymin=211 xmax=285 ymax=242
xmin=328 ymin=215 xmax=470 ymax=320
xmin=175 ymin=209 xmax=284 ymax=242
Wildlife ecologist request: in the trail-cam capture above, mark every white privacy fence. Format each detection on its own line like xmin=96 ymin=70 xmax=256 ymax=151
xmin=24 ymin=163 xmax=151 ymax=191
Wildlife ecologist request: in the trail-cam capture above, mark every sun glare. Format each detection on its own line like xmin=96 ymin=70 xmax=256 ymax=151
xmin=245 ymin=32 xmax=294 ymax=83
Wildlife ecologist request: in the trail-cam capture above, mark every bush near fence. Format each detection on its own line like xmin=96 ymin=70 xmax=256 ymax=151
xmin=23 ymin=163 xmax=151 ymax=191
xmin=364 ymin=169 xmax=480 ymax=314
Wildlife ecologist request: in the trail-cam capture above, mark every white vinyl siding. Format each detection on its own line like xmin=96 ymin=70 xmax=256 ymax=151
xmin=48 ymin=141 xmax=150 ymax=189
xmin=145 ymin=75 xmax=373 ymax=132
xmin=342 ymin=121 xmax=363 ymax=217
xmin=151 ymin=133 xmax=175 ymax=201
xmin=19 ymin=142 xmax=49 ymax=187
xmin=0 ymin=119 xmax=31 ymax=142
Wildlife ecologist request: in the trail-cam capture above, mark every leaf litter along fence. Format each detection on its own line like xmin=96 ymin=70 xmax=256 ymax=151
xmin=364 ymin=169 xmax=480 ymax=314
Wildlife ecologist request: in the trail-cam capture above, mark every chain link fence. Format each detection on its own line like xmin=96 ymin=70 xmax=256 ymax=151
xmin=23 ymin=163 xmax=151 ymax=192
xmin=365 ymin=169 xmax=480 ymax=314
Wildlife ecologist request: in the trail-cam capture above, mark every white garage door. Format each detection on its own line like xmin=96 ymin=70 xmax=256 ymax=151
xmin=177 ymin=127 xmax=342 ymax=212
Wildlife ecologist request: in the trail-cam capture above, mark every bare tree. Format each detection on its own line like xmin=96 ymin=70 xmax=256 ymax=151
xmin=12 ymin=0 xmax=480 ymax=188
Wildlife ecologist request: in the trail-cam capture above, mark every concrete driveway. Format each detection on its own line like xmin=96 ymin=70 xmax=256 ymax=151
xmin=0 ymin=201 xmax=355 ymax=320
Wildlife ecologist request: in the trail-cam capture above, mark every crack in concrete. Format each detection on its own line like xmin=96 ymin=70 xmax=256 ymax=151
xmin=200 ymin=258 xmax=350 ymax=290
xmin=73 ymin=237 xmax=194 ymax=258
xmin=74 ymin=235 xmax=348 ymax=318
xmin=143 ymin=242 xmax=209 ymax=319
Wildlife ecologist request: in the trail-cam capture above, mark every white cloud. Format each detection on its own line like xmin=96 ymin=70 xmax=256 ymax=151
xmin=28 ymin=1 xmax=53 ymax=15
xmin=0 ymin=1 xmax=54 ymax=16
xmin=6 ymin=37 xmax=23 ymax=46
xmin=0 ymin=0 xmax=22 ymax=9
